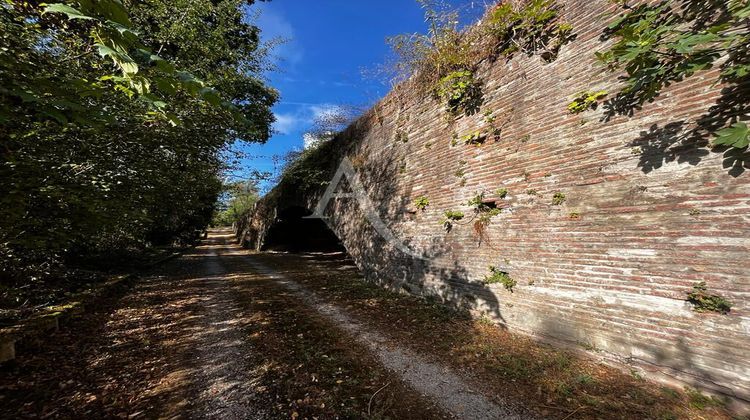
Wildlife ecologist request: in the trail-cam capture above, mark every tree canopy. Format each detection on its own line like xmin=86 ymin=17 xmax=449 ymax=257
xmin=0 ymin=0 xmax=278 ymax=281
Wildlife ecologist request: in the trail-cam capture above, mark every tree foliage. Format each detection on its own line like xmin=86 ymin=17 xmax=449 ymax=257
xmin=598 ymin=0 xmax=750 ymax=149
xmin=1 ymin=0 xmax=277 ymax=284
xmin=212 ymin=181 xmax=261 ymax=227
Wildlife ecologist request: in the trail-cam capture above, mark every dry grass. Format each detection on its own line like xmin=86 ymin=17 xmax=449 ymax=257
xmin=256 ymin=252 xmax=735 ymax=420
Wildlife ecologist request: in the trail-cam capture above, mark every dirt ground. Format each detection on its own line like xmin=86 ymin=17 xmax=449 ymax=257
xmin=0 ymin=230 xmax=736 ymax=419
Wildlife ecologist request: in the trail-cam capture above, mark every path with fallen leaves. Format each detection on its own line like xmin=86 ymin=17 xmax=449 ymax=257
xmin=2 ymin=229 xmax=729 ymax=419
xmin=1 ymin=230 xmax=495 ymax=419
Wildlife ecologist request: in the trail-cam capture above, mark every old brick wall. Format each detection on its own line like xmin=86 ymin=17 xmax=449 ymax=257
xmin=237 ymin=0 xmax=750 ymax=405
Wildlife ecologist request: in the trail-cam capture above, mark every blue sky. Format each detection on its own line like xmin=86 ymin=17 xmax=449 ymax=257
xmin=236 ymin=0 xmax=485 ymax=192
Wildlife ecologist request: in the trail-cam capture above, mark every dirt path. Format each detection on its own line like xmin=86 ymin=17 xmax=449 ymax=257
xmin=0 ymin=230 xmax=485 ymax=419
xmin=2 ymin=230 xmax=725 ymax=419
xmin=247 ymin=258 xmax=527 ymax=420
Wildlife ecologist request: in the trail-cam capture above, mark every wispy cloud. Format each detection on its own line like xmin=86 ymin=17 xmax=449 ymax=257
xmin=272 ymin=113 xmax=301 ymax=135
xmin=272 ymin=103 xmax=341 ymax=135
xmin=253 ymin=3 xmax=304 ymax=69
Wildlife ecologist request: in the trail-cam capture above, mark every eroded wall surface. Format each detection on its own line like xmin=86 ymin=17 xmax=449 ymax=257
xmin=238 ymin=0 xmax=750 ymax=404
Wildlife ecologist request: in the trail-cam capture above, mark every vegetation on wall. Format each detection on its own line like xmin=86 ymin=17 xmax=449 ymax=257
xmin=277 ymin=140 xmax=339 ymax=192
xmin=275 ymin=107 xmax=362 ymax=194
xmin=484 ymin=0 xmax=574 ymax=61
xmin=687 ymin=282 xmax=732 ymax=314
xmin=467 ymin=193 xmax=502 ymax=241
xmin=385 ymin=0 xmax=572 ymax=117
xmin=568 ymin=90 xmax=608 ymax=114
xmin=440 ymin=210 xmax=465 ymax=230
xmin=596 ymin=0 xmax=750 ymax=149
xmin=483 ymin=266 xmax=516 ymax=291
xmin=436 ymin=70 xmax=484 ymax=115
xmin=414 ymin=196 xmax=430 ymax=211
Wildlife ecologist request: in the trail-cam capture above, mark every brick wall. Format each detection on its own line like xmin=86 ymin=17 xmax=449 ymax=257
xmin=238 ymin=0 xmax=750 ymax=406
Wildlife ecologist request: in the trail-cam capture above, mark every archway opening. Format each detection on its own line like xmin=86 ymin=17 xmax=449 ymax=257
xmin=262 ymin=206 xmax=345 ymax=253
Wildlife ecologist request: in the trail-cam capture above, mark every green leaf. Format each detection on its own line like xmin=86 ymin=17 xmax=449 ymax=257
xmin=96 ymin=44 xmax=138 ymax=75
xmin=149 ymin=54 xmax=175 ymax=73
xmin=43 ymin=4 xmax=96 ymax=20
xmin=90 ymin=0 xmax=132 ymax=26
xmin=714 ymin=122 xmax=750 ymax=149
xmin=200 ymin=88 xmax=222 ymax=106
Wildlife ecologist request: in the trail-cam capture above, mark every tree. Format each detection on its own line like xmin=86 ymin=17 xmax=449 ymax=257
xmin=212 ymin=181 xmax=261 ymax=227
xmin=0 ymin=0 xmax=278 ymax=282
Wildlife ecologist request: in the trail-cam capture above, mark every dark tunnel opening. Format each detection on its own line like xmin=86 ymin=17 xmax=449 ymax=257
xmin=262 ymin=206 xmax=346 ymax=253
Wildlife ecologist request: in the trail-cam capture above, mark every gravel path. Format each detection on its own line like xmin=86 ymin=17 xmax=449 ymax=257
xmin=245 ymin=258 xmax=530 ymax=420
xmin=0 ymin=230 xmax=530 ymax=419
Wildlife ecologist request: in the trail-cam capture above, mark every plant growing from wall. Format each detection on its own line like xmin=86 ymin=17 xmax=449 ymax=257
xmin=395 ymin=130 xmax=409 ymax=143
xmin=450 ymin=132 xmax=460 ymax=147
xmin=687 ymin=282 xmax=732 ymax=314
xmin=385 ymin=1 xmax=483 ymax=117
xmin=483 ymin=109 xmax=512 ymax=141
xmin=552 ymin=192 xmax=566 ymax=205
xmin=440 ymin=210 xmax=464 ymax=230
xmin=468 ymin=192 xmax=503 ymax=241
xmin=414 ymin=196 xmax=430 ymax=211
xmin=279 ymin=139 xmax=338 ymax=192
xmin=596 ymin=0 xmax=750 ymax=149
xmin=483 ymin=266 xmax=516 ymax=291
xmin=384 ymin=0 xmax=573 ymax=119
xmin=485 ymin=0 xmax=574 ymax=61
xmin=436 ymin=70 xmax=483 ymax=115
xmin=568 ymin=90 xmax=607 ymax=114
xmin=461 ymin=130 xmax=487 ymax=146
xmin=467 ymin=192 xmax=499 ymax=212
xmin=495 ymin=188 xmax=508 ymax=198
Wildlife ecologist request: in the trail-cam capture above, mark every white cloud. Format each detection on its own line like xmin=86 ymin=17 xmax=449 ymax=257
xmin=272 ymin=103 xmax=335 ymax=135
xmin=273 ymin=113 xmax=301 ymax=135
xmin=309 ymin=103 xmax=342 ymax=120
xmin=252 ymin=3 xmax=304 ymax=68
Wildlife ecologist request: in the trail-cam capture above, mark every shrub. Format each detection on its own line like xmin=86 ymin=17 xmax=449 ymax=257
xmin=436 ymin=70 xmax=483 ymax=115
xmin=568 ymin=91 xmax=607 ymax=114
xmin=485 ymin=0 xmax=574 ymax=61
xmin=414 ymin=196 xmax=430 ymax=211
xmin=687 ymin=282 xmax=731 ymax=314
xmin=383 ymin=0 xmax=571 ymax=118
xmin=440 ymin=210 xmax=465 ymax=230
xmin=483 ymin=266 xmax=516 ymax=291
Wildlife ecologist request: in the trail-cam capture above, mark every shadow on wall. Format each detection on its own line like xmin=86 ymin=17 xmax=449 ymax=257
xmin=611 ymin=327 xmax=749 ymax=403
xmin=535 ymin=306 xmax=749 ymax=406
xmin=288 ymin=107 xmax=511 ymax=327
xmin=600 ymin=9 xmax=750 ymax=177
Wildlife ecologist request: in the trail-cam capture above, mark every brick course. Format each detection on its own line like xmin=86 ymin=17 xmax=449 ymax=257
xmin=238 ymin=0 xmax=750 ymax=406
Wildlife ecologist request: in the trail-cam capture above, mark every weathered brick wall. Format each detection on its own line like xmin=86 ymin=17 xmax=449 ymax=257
xmin=238 ymin=0 xmax=750 ymax=406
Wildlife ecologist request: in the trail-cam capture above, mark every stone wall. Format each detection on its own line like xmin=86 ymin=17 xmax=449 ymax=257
xmin=237 ymin=0 xmax=750 ymax=406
